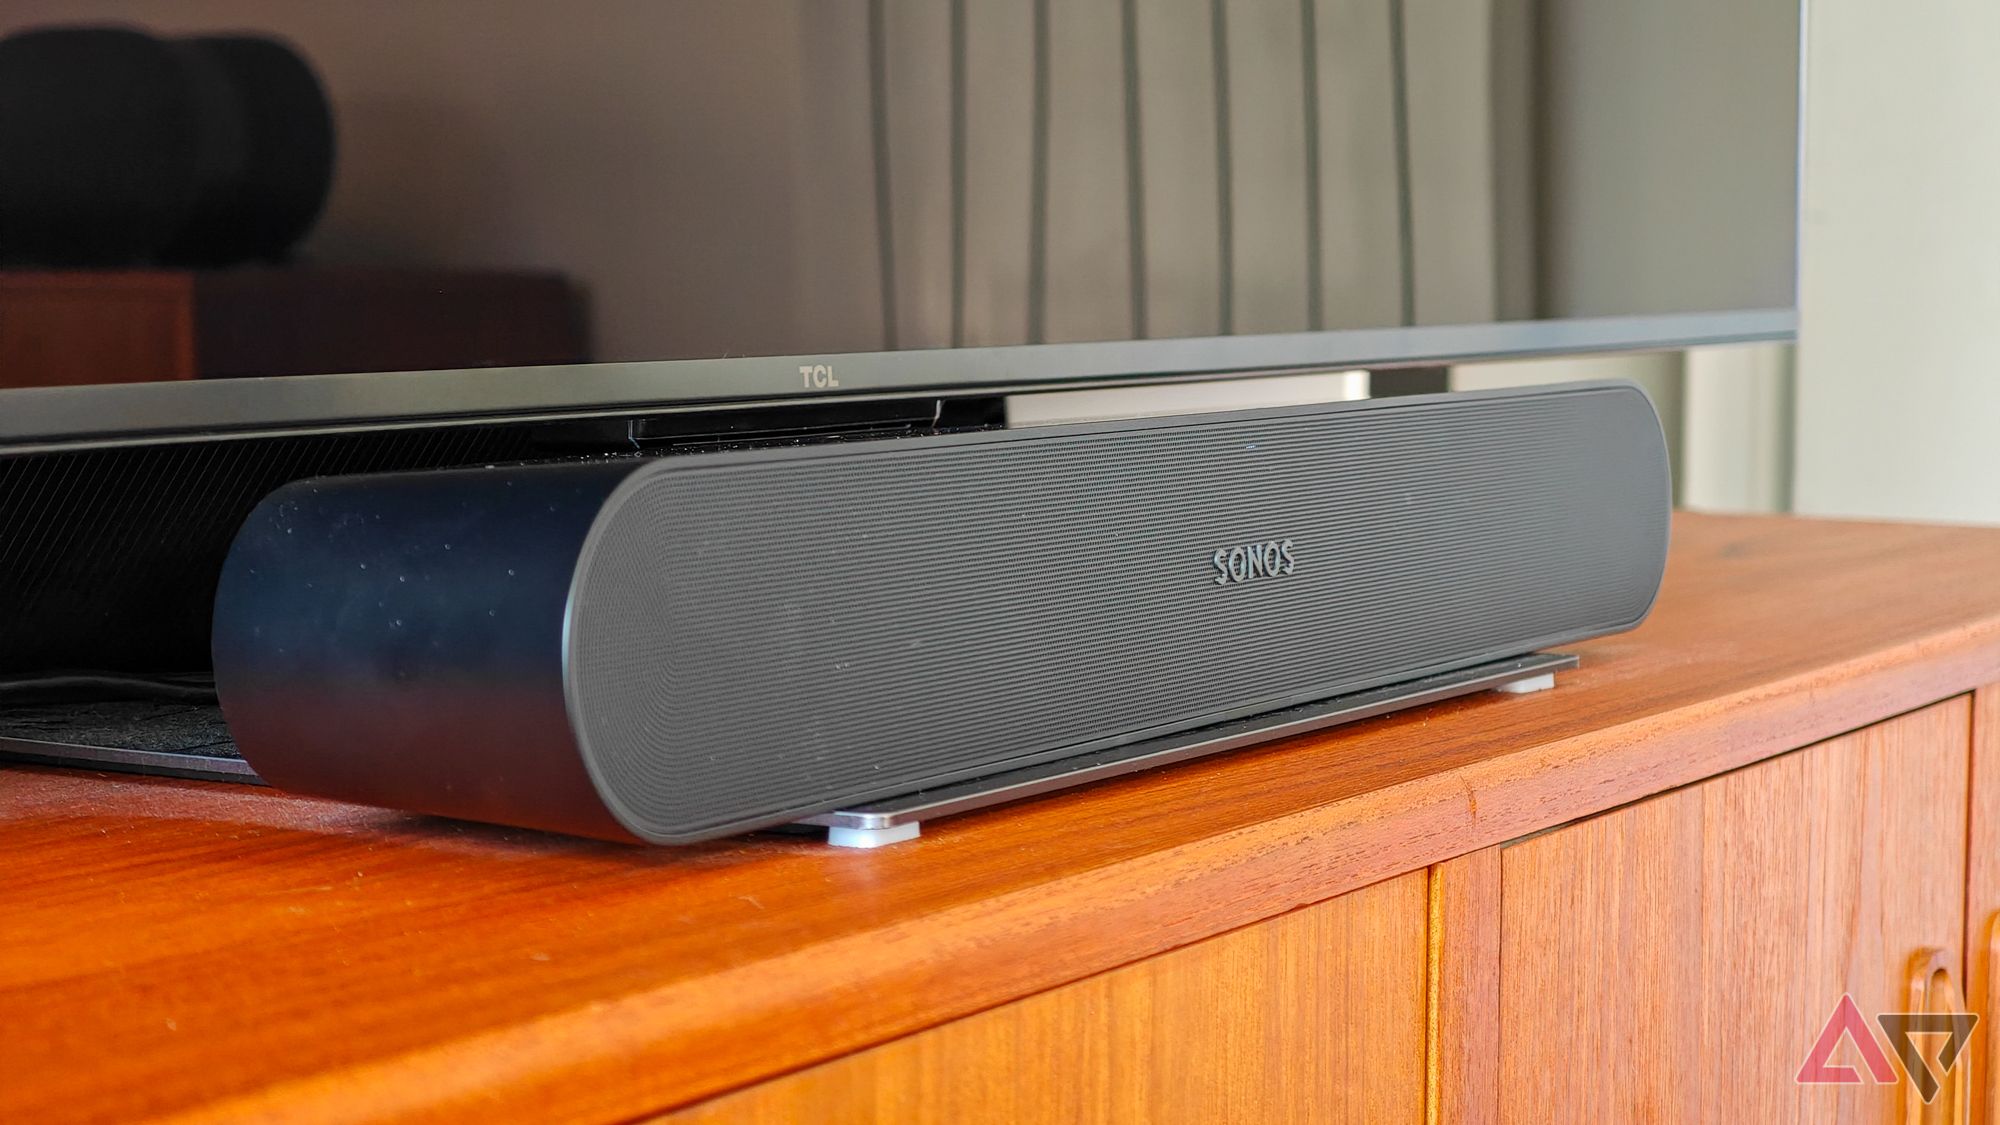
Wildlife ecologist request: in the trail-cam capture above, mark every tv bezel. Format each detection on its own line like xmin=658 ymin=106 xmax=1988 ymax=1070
xmin=0 ymin=308 xmax=1793 ymax=454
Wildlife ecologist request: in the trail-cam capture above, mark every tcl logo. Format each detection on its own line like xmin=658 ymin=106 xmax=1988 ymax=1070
xmin=1212 ymin=539 xmax=1297 ymax=586
xmin=799 ymin=364 xmax=841 ymax=389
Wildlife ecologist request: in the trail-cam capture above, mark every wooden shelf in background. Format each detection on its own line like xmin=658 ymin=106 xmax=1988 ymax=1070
xmin=0 ymin=267 xmax=584 ymax=389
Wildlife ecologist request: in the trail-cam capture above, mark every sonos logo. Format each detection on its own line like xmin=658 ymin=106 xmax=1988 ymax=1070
xmin=799 ymin=363 xmax=841 ymax=389
xmin=1212 ymin=539 xmax=1297 ymax=585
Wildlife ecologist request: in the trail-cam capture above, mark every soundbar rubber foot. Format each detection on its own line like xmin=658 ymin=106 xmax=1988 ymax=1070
xmin=825 ymin=821 xmax=922 ymax=849
xmin=1492 ymin=672 xmax=1557 ymax=694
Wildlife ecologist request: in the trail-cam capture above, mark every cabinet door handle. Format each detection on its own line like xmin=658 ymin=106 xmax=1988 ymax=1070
xmin=1906 ymin=948 xmax=1973 ymax=1125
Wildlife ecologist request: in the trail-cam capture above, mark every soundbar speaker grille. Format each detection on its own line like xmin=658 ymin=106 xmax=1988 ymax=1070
xmin=564 ymin=384 xmax=1666 ymax=841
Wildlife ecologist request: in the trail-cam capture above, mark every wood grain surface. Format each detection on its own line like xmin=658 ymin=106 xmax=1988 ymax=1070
xmin=1428 ymin=847 xmax=1502 ymax=1125
xmin=1496 ymin=699 xmax=1971 ymax=1123
xmin=6 ymin=513 xmax=2000 ymax=1123
xmin=661 ymin=871 xmax=1428 ymax=1124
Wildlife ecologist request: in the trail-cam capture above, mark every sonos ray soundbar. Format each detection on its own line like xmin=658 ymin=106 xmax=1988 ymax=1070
xmin=211 ymin=382 xmax=1670 ymax=843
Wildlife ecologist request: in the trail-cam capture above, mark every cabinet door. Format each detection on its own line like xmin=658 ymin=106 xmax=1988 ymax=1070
xmin=1965 ymin=686 xmax=2000 ymax=1125
xmin=659 ymin=870 xmax=1429 ymax=1124
xmin=1494 ymin=697 xmax=1971 ymax=1123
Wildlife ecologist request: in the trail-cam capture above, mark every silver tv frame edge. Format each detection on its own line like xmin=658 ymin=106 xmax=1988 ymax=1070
xmin=0 ymin=308 xmax=1795 ymax=454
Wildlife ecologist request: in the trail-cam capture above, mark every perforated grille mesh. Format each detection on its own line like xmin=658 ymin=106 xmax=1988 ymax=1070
xmin=567 ymin=386 xmax=1667 ymax=840
xmin=0 ymin=426 xmax=542 ymax=674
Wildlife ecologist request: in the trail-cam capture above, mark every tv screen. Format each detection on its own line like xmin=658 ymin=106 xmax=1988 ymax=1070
xmin=0 ymin=0 xmax=1798 ymax=447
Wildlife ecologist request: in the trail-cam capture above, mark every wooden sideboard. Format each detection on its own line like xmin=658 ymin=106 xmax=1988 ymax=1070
xmin=6 ymin=512 xmax=2000 ymax=1123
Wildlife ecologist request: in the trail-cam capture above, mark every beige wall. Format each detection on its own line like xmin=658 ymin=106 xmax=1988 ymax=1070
xmin=1792 ymin=0 xmax=2000 ymax=523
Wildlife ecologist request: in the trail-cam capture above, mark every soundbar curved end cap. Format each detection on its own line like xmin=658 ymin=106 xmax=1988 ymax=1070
xmin=212 ymin=462 xmax=649 ymax=843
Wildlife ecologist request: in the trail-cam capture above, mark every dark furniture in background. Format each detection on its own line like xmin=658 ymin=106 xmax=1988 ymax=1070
xmin=0 ymin=267 xmax=586 ymax=388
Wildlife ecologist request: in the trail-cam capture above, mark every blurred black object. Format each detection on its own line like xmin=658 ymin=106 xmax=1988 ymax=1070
xmin=0 ymin=25 xmax=334 ymax=268
xmin=0 ymin=671 xmax=216 ymax=705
